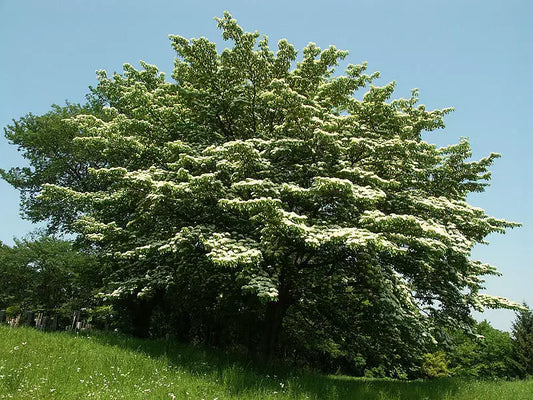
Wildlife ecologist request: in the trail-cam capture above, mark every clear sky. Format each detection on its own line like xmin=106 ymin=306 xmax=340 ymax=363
xmin=1 ymin=0 xmax=531 ymax=331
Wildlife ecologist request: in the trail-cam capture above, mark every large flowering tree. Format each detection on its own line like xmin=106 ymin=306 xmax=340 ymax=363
xmin=2 ymin=13 xmax=519 ymax=373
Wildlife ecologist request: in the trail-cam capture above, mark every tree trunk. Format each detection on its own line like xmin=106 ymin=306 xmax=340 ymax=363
xmin=128 ymin=298 xmax=155 ymax=338
xmin=262 ymin=286 xmax=291 ymax=361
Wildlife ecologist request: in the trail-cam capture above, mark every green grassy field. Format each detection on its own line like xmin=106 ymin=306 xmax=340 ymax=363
xmin=0 ymin=325 xmax=531 ymax=399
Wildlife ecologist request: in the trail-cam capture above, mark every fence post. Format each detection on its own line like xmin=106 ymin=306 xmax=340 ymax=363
xmin=71 ymin=311 xmax=79 ymax=331
xmin=35 ymin=312 xmax=43 ymax=330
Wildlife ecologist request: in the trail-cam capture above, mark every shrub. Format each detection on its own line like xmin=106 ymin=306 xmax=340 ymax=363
xmin=421 ymin=351 xmax=451 ymax=379
xmin=5 ymin=305 xmax=21 ymax=319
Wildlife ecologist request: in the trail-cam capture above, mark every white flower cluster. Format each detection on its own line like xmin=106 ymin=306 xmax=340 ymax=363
xmin=204 ymin=233 xmax=263 ymax=267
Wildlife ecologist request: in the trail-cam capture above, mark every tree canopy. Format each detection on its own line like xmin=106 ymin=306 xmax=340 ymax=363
xmin=0 ymin=235 xmax=100 ymax=314
xmin=511 ymin=305 xmax=533 ymax=377
xmin=1 ymin=12 xmax=520 ymax=375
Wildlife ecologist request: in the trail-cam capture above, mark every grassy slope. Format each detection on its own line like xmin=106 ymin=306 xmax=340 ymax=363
xmin=0 ymin=326 xmax=532 ymax=400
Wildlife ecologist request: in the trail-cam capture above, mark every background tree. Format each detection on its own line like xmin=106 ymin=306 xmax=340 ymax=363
xmin=511 ymin=305 xmax=533 ymax=377
xmin=1 ymin=13 xmax=520 ymax=375
xmin=0 ymin=235 xmax=102 ymax=317
xmin=0 ymin=241 xmax=34 ymax=310
xmin=1 ymin=102 xmax=108 ymax=231
xmin=447 ymin=320 xmax=515 ymax=379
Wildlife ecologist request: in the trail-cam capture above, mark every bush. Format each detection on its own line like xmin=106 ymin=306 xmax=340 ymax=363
xmin=448 ymin=320 xmax=515 ymax=379
xmin=421 ymin=351 xmax=451 ymax=379
xmin=5 ymin=305 xmax=21 ymax=319
xmin=88 ymin=305 xmax=115 ymax=330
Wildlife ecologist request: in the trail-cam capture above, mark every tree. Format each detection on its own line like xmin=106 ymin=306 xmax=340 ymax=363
xmin=511 ymin=305 xmax=533 ymax=377
xmin=0 ymin=241 xmax=33 ymax=309
xmin=2 ymin=13 xmax=520 ymax=373
xmin=447 ymin=320 xmax=514 ymax=378
xmin=1 ymin=102 xmax=109 ymax=231
xmin=0 ymin=235 xmax=101 ymax=315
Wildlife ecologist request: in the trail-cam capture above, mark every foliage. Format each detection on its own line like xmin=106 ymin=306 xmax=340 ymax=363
xmin=447 ymin=320 xmax=515 ymax=379
xmin=5 ymin=305 xmax=21 ymax=319
xmin=0 ymin=102 xmax=109 ymax=230
xmin=511 ymin=305 xmax=533 ymax=378
xmin=1 ymin=13 xmax=520 ymax=374
xmin=0 ymin=235 xmax=102 ymax=314
xmin=421 ymin=351 xmax=451 ymax=379
xmin=87 ymin=305 xmax=116 ymax=330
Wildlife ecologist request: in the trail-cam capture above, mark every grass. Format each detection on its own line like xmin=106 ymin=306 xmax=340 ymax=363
xmin=1 ymin=325 xmax=532 ymax=399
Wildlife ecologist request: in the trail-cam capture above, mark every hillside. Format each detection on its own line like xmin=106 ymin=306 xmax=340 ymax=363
xmin=1 ymin=326 xmax=532 ymax=399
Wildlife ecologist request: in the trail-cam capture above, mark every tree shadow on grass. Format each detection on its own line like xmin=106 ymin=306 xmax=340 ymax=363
xmin=88 ymin=330 xmax=463 ymax=399
xmin=318 ymin=375 xmax=464 ymax=400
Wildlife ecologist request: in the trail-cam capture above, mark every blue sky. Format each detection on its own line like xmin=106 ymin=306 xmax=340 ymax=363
xmin=1 ymin=0 xmax=531 ymax=331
